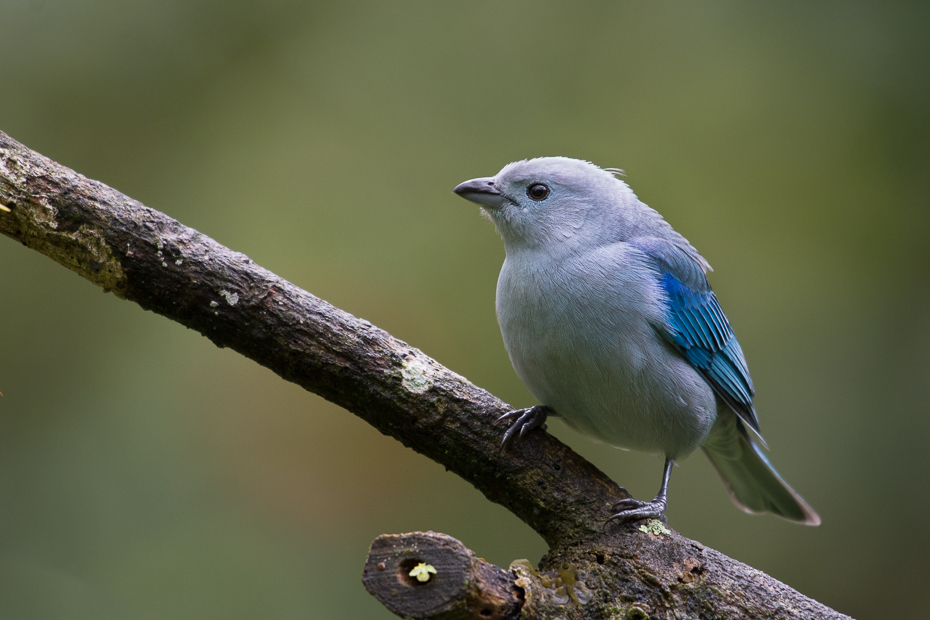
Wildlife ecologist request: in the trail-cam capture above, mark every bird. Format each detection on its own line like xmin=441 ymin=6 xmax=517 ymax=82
xmin=452 ymin=157 xmax=820 ymax=526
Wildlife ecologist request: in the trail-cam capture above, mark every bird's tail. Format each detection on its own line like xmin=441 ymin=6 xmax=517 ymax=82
xmin=702 ymin=412 xmax=820 ymax=525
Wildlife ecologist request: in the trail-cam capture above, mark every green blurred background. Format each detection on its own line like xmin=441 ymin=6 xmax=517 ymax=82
xmin=1 ymin=1 xmax=928 ymax=618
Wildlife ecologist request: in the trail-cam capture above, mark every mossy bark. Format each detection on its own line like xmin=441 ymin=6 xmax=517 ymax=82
xmin=0 ymin=131 xmax=850 ymax=619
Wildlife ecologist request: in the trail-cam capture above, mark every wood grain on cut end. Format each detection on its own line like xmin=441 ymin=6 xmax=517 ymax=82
xmin=362 ymin=532 xmax=522 ymax=620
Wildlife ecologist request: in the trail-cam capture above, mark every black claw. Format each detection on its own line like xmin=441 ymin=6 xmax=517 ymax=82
xmin=496 ymin=409 xmax=522 ymax=423
xmin=605 ymin=458 xmax=674 ymax=526
xmin=497 ymin=405 xmax=551 ymax=450
xmin=500 ymin=422 xmax=520 ymax=447
xmin=605 ymin=498 xmax=668 ymax=525
xmin=611 ymin=498 xmax=648 ymax=511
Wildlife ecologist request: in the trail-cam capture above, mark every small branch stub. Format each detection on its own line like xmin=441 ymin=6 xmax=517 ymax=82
xmin=362 ymin=532 xmax=523 ymax=620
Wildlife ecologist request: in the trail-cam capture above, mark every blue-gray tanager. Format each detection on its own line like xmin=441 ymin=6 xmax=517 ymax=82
xmin=453 ymin=157 xmax=819 ymax=525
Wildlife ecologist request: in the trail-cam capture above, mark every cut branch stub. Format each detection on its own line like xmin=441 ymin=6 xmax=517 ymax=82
xmin=362 ymin=532 xmax=523 ymax=620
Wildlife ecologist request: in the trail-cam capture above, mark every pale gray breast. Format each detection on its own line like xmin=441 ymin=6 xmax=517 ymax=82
xmin=496 ymin=243 xmax=717 ymax=458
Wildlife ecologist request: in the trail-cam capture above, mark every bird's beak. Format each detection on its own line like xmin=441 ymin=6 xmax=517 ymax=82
xmin=452 ymin=177 xmax=505 ymax=209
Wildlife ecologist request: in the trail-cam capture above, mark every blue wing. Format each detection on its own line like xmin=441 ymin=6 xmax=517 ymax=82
xmin=632 ymin=238 xmax=761 ymax=436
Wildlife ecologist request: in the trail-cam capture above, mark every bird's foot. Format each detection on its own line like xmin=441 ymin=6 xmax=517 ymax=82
xmin=497 ymin=405 xmax=551 ymax=449
xmin=606 ymin=496 xmax=668 ymax=524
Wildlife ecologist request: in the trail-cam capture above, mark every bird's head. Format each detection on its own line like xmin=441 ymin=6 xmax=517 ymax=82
xmin=453 ymin=157 xmax=636 ymax=254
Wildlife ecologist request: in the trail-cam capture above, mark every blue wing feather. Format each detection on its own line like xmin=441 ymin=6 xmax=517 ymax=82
xmin=633 ymin=239 xmax=761 ymax=436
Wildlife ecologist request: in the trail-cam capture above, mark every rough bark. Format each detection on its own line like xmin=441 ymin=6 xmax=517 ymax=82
xmin=0 ymin=130 xmax=850 ymax=619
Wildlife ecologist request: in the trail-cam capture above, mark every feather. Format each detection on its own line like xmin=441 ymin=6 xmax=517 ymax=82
xmin=634 ymin=242 xmax=763 ymax=438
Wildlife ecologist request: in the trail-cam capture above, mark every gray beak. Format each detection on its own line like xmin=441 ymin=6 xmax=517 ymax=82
xmin=452 ymin=177 xmax=505 ymax=209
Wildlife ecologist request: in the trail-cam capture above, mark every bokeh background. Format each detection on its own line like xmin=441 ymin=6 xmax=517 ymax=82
xmin=1 ymin=1 xmax=928 ymax=618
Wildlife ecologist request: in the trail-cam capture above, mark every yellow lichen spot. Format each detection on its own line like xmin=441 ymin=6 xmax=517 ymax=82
xmin=409 ymin=562 xmax=437 ymax=583
xmin=515 ymin=561 xmax=591 ymax=607
xmin=638 ymin=519 xmax=671 ymax=536
xmin=510 ymin=559 xmax=536 ymax=573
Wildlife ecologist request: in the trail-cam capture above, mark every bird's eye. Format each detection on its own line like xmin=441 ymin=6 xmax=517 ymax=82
xmin=526 ymin=183 xmax=550 ymax=201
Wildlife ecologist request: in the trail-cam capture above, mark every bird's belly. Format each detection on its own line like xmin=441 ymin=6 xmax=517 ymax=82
xmin=518 ymin=338 xmax=714 ymax=459
xmin=498 ymin=265 xmax=717 ymax=459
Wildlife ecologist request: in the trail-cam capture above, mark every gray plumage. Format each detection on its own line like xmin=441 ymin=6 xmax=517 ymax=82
xmin=453 ymin=157 xmax=819 ymax=525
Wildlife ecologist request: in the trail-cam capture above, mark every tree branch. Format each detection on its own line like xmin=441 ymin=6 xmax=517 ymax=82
xmin=0 ymin=131 xmax=849 ymax=619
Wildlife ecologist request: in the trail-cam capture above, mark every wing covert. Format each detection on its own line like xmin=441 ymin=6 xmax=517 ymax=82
xmin=632 ymin=238 xmax=761 ymax=436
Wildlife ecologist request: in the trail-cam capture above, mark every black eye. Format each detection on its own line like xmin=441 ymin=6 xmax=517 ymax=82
xmin=526 ymin=183 xmax=550 ymax=201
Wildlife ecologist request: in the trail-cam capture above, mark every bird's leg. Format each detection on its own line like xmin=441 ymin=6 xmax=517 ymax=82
xmin=607 ymin=458 xmax=674 ymax=524
xmin=496 ymin=405 xmax=552 ymax=449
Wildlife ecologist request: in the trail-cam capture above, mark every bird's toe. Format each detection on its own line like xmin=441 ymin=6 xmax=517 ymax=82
xmin=606 ymin=498 xmax=668 ymax=524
